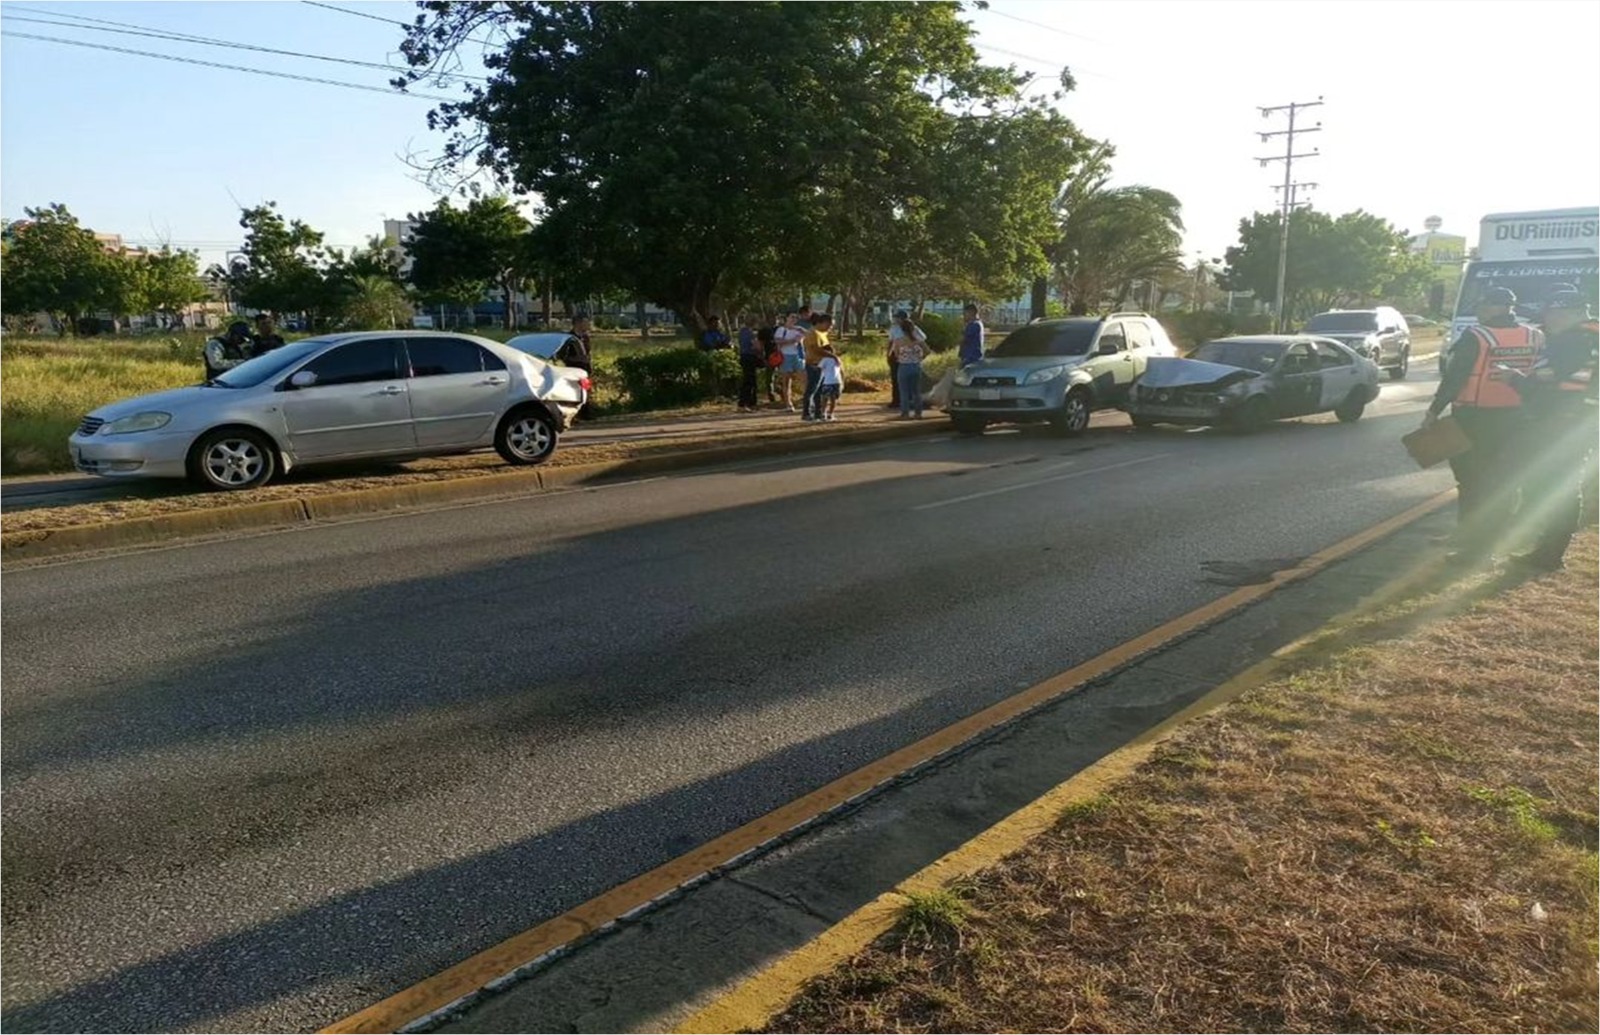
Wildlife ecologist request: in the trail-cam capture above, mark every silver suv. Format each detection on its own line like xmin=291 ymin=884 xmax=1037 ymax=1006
xmin=1302 ymin=307 xmax=1411 ymax=380
xmin=946 ymin=313 xmax=1178 ymax=435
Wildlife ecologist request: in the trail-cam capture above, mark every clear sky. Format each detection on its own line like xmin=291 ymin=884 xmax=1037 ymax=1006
xmin=4 ymin=0 xmax=1597 ymax=272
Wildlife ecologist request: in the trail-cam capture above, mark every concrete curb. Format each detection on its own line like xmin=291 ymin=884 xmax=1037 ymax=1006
xmin=1 ymin=421 xmax=943 ymax=562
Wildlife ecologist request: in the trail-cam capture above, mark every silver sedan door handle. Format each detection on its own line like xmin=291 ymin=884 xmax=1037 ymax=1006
xmin=377 ymin=385 xmax=407 ymax=395
xmin=480 ymin=376 xmax=508 ymax=386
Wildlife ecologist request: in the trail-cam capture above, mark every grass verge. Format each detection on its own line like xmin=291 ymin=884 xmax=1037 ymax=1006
xmin=765 ymin=534 xmax=1599 ymax=1034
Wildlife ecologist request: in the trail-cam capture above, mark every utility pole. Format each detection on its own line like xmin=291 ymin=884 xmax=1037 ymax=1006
xmin=1257 ymin=98 xmax=1322 ymax=332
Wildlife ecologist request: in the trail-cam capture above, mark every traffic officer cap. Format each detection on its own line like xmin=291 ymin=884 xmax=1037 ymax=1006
xmin=1480 ymin=286 xmax=1517 ymax=306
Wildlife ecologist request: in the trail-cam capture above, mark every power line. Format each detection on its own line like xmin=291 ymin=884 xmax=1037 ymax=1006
xmin=981 ymin=4 xmax=1099 ymax=42
xmin=0 ymin=11 xmax=490 ymax=83
xmin=301 ymin=1 xmax=506 ymax=50
xmin=973 ymin=43 xmax=1112 ymax=81
xmin=2 ymin=30 xmax=458 ymax=102
xmin=302 ymin=1 xmax=410 ymax=29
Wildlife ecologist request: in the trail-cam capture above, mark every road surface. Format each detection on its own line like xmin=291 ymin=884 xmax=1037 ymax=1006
xmin=1 ymin=366 xmax=1452 ymax=1032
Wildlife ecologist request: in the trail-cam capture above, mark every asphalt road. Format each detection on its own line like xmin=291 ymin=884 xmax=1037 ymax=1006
xmin=1 ymin=365 xmax=1453 ymax=1032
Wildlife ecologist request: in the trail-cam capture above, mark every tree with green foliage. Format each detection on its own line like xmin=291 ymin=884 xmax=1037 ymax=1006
xmin=340 ymin=274 xmax=415 ymax=330
xmin=396 ymin=1 xmax=1086 ymax=335
xmin=130 ymin=247 xmax=209 ymax=325
xmin=0 ymin=203 xmax=126 ymax=334
xmin=405 ymin=195 xmax=531 ymax=329
xmin=1049 ymin=141 xmax=1185 ymax=314
xmin=1221 ymin=208 xmax=1435 ymax=324
xmin=220 ymin=202 xmax=347 ymax=328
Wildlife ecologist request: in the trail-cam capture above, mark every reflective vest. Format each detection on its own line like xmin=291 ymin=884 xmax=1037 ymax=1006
xmin=1454 ymin=323 xmax=1544 ymax=408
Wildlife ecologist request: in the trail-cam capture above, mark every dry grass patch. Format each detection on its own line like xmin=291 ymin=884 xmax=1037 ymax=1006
xmin=766 ymin=536 xmax=1599 ymax=1034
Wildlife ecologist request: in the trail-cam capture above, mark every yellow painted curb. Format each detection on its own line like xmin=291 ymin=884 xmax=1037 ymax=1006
xmin=321 ymin=490 xmax=1454 ymax=1035
xmin=674 ymin=529 xmax=1457 ymax=1035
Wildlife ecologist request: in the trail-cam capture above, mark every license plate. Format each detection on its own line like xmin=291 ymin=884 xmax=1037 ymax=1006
xmin=978 ymin=389 xmax=1001 ymax=401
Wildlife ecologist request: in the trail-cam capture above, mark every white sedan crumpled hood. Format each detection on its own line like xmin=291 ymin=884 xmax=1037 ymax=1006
xmin=1137 ymin=357 xmax=1261 ymax=390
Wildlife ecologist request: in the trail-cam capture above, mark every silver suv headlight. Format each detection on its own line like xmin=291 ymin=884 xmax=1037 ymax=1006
xmin=1023 ymin=365 xmax=1069 ymax=385
xmin=102 ymin=412 xmax=172 ymax=435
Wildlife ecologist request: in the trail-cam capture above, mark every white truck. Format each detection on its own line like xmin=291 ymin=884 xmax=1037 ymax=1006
xmin=1448 ymin=207 xmax=1599 ymax=344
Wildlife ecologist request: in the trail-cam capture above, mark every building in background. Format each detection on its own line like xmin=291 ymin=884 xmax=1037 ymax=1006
xmin=1409 ymin=215 xmax=1467 ymax=316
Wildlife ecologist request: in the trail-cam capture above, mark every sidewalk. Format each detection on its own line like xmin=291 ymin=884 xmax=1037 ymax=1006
xmin=758 ymin=535 xmax=1598 ymax=1033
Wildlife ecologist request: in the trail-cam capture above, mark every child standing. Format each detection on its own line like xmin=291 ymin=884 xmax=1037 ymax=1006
xmin=818 ymin=345 xmax=844 ymax=422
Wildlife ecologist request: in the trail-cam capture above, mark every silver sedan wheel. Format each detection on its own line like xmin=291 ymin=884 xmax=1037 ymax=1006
xmin=204 ymin=437 xmax=267 ymax=486
xmin=505 ymin=415 xmax=554 ymax=461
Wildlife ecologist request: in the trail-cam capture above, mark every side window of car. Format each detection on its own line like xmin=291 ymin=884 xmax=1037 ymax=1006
xmin=407 ymin=337 xmax=497 ymax=377
xmin=1281 ymin=344 xmax=1315 ymax=373
xmin=298 ymin=340 xmax=402 ymax=386
xmin=1126 ymin=322 xmax=1154 ymax=352
xmin=1098 ymin=324 xmax=1127 ymax=354
xmin=1315 ymin=342 xmax=1352 ymax=368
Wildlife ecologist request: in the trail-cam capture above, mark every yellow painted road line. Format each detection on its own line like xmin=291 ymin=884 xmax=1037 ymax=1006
xmin=910 ymin=453 xmax=1171 ymax=511
xmin=675 ymin=546 xmax=1455 ymax=1034
xmin=322 ymin=489 xmax=1456 ymax=1035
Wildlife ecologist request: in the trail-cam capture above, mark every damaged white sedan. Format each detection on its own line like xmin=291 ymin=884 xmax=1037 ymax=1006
xmin=1125 ymin=335 xmax=1380 ymax=432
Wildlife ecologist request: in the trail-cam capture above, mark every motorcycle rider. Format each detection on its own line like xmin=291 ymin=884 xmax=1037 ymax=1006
xmin=203 ymin=321 xmax=255 ymax=380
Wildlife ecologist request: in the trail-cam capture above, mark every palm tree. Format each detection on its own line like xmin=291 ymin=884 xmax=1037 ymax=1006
xmin=1047 ymin=143 xmax=1186 ymax=314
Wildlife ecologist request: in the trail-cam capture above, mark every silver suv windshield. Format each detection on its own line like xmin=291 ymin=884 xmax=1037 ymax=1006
xmin=989 ymin=321 xmax=1099 ymax=358
xmin=1305 ymin=312 xmax=1378 ymax=333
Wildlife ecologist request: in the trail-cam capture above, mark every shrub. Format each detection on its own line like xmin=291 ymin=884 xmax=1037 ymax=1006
xmin=918 ymin=312 xmax=961 ymax=353
xmin=612 ymin=347 xmax=739 ymax=410
xmin=593 ymin=314 xmax=620 ymax=331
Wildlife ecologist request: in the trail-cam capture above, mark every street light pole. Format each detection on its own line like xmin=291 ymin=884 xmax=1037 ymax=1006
xmin=1257 ymin=98 xmax=1323 ymax=332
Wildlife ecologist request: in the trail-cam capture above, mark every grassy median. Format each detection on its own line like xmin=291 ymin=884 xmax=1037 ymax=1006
xmin=766 ymin=535 xmax=1599 ymax=1034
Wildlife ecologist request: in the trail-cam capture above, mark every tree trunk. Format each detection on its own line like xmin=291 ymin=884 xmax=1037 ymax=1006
xmin=540 ymin=276 xmax=552 ymax=325
xmin=1030 ymin=277 xmax=1048 ymax=321
xmin=636 ymin=298 xmax=648 ymax=338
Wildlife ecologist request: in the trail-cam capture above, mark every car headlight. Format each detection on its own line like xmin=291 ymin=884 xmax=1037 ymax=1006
xmin=101 ymin=412 xmax=172 ymax=435
xmin=1023 ymin=365 xmax=1069 ymax=385
xmin=953 ymin=367 xmax=976 ymax=387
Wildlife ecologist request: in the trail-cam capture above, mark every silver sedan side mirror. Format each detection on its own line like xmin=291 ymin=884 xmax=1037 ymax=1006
xmin=289 ymin=370 xmax=318 ymax=388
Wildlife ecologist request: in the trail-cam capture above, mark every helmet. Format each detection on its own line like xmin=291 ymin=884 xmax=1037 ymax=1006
xmin=1480 ymin=287 xmax=1517 ymax=306
xmin=227 ymin=320 xmax=252 ymax=337
xmin=893 ymin=309 xmax=910 ymax=319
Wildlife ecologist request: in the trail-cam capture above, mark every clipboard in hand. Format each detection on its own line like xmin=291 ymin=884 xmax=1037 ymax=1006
xmin=1402 ymin=416 xmax=1471 ymax=469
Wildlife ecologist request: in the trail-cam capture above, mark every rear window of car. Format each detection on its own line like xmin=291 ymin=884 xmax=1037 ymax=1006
xmin=1305 ymin=312 xmax=1379 ymax=332
xmin=1191 ymin=339 xmax=1286 ymax=373
xmin=989 ymin=321 xmax=1099 ymax=358
xmin=407 ymin=337 xmax=503 ymax=376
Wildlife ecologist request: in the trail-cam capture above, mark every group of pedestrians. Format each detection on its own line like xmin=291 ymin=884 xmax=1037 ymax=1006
xmin=202 ymin=313 xmax=286 ymax=379
xmin=1423 ymin=286 xmax=1598 ymax=571
xmin=703 ymin=304 xmax=987 ymax=422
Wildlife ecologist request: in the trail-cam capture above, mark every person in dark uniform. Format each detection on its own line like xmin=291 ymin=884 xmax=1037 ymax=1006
xmin=1421 ymin=286 xmax=1545 ymax=561
xmin=1505 ymin=290 xmax=1598 ymax=570
xmin=203 ymin=321 xmax=255 ymax=380
xmin=251 ymin=313 xmax=286 ymax=357
xmin=557 ymin=313 xmax=593 ymax=373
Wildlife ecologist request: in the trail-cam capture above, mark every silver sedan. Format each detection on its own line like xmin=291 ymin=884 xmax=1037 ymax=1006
xmin=68 ymin=331 xmax=589 ymax=490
